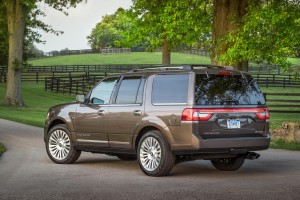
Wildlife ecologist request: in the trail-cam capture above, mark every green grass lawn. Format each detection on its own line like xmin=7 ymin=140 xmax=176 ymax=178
xmin=0 ymin=142 xmax=5 ymax=156
xmin=260 ymin=87 xmax=300 ymax=129
xmin=28 ymin=52 xmax=211 ymax=66
xmin=270 ymin=139 xmax=300 ymax=151
xmin=0 ymin=83 xmax=75 ymax=127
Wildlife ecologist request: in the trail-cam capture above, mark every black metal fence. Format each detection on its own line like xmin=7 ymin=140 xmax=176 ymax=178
xmin=265 ymin=93 xmax=300 ymax=113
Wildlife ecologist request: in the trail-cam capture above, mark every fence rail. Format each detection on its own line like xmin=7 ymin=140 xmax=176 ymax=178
xmin=1 ymin=65 xmax=300 ymax=88
xmin=255 ymin=74 xmax=300 ymax=88
xmin=265 ymin=93 xmax=300 ymax=113
xmin=44 ymin=72 xmax=118 ymax=95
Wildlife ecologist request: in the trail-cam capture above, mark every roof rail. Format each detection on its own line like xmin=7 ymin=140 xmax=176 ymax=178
xmin=128 ymin=64 xmax=229 ymax=72
xmin=129 ymin=65 xmax=191 ymax=72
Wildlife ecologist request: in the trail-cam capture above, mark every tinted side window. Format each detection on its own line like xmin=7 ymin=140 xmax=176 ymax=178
xmin=195 ymin=74 xmax=266 ymax=105
xmin=152 ymin=74 xmax=189 ymax=105
xmin=115 ymin=76 xmax=145 ymax=104
xmin=90 ymin=77 xmax=118 ymax=104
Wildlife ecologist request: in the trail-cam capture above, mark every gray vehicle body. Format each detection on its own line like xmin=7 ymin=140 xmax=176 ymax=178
xmin=45 ymin=66 xmax=270 ymax=161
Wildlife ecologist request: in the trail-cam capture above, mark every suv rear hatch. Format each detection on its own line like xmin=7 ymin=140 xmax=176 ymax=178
xmin=182 ymin=71 xmax=269 ymax=139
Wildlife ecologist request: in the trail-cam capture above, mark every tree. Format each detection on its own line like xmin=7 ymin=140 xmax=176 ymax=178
xmin=218 ymin=0 xmax=300 ymax=72
xmin=211 ymin=0 xmax=249 ymax=71
xmin=87 ymin=8 xmax=133 ymax=50
xmin=0 ymin=2 xmax=8 ymax=67
xmin=128 ymin=0 xmax=300 ymax=71
xmin=87 ymin=13 xmax=120 ymax=50
xmin=127 ymin=0 xmax=211 ymax=65
xmin=4 ymin=0 xmax=85 ymax=106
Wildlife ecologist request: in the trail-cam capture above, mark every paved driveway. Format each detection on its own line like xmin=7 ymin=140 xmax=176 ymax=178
xmin=0 ymin=119 xmax=299 ymax=200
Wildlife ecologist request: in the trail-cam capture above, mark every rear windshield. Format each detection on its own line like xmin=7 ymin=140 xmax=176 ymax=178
xmin=195 ymin=74 xmax=265 ymax=105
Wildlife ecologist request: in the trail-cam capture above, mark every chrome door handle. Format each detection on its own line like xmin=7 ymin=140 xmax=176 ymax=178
xmin=98 ymin=110 xmax=105 ymax=116
xmin=133 ymin=110 xmax=142 ymax=116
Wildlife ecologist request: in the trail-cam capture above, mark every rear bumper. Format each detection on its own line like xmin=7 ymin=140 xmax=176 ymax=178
xmin=173 ymin=134 xmax=270 ymax=156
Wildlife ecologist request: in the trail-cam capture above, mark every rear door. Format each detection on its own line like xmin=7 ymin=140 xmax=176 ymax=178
xmin=193 ymin=73 xmax=269 ymax=139
xmin=106 ymin=76 xmax=145 ymax=148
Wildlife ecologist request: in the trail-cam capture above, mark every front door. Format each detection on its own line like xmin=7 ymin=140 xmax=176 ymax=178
xmin=74 ymin=77 xmax=119 ymax=147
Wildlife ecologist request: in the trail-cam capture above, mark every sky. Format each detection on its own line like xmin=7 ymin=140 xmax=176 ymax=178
xmin=35 ymin=0 xmax=132 ymax=52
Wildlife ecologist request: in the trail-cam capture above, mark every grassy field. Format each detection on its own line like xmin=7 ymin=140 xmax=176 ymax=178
xmin=0 ymin=83 xmax=74 ymax=127
xmin=29 ymin=52 xmax=211 ymax=66
xmin=259 ymin=86 xmax=300 ymax=129
xmin=270 ymin=139 xmax=300 ymax=151
xmin=0 ymin=142 xmax=5 ymax=156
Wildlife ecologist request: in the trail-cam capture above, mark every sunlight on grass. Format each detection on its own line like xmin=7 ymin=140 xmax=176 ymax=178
xmin=28 ymin=52 xmax=211 ymax=66
xmin=0 ymin=83 xmax=75 ymax=127
xmin=0 ymin=142 xmax=5 ymax=156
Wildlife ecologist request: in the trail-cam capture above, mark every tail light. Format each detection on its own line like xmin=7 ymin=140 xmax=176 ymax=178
xmin=181 ymin=109 xmax=213 ymax=121
xmin=255 ymin=108 xmax=270 ymax=120
xmin=181 ymin=108 xmax=270 ymax=121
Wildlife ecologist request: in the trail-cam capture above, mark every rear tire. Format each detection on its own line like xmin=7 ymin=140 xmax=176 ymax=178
xmin=46 ymin=124 xmax=81 ymax=164
xmin=211 ymin=156 xmax=245 ymax=171
xmin=137 ymin=130 xmax=175 ymax=176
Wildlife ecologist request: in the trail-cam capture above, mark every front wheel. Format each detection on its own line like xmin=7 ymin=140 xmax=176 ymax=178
xmin=211 ymin=156 xmax=245 ymax=171
xmin=46 ymin=124 xmax=81 ymax=164
xmin=138 ymin=130 xmax=175 ymax=177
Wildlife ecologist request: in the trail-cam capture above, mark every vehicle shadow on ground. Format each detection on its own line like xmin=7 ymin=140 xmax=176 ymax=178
xmin=64 ymin=154 xmax=291 ymax=178
xmin=69 ymin=156 xmax=284 ymax=177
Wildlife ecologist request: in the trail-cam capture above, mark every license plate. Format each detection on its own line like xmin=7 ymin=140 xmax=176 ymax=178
xmin=227 ymin=119 xmax=241 ymax=129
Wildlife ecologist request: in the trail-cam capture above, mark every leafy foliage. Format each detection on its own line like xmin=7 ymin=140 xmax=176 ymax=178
xmin=87 ymin=8 xmax=132 ymax=50
xmin=0 ymin=142 xmax=5 ymax=156
xmin=126 ymin=0 xmax=211 ymax=51
xmin=0 ymin=1 xmax=8 ymax=66
xmin=218 ymin=0 xmax=300 ymax=72
xmin=0 ymin=0 xmax=87 ymax=66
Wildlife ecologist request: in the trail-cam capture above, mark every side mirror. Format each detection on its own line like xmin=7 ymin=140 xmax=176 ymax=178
xmin=76 ymin=94 xmax=85 ymax=103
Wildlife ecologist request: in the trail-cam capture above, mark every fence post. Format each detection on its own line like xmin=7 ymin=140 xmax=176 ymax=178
xmin=36 ymin=72 xmax=39 ymax=83
xmin=266 ymin=77 xmax=269 ymax=88
xmin=45 ymin=78 xmax=48 ymax=91
xmin=50 ymin=78 xmax=54 ymax=92
xmin=56 ymin=79 xmax=59 ymax=93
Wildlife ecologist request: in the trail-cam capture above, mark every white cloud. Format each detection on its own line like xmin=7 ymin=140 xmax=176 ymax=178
xmin=35 ymin=0 xmax=132 ymax=52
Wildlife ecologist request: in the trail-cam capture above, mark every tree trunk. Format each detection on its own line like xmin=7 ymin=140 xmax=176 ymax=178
xmin=162 ymin=39 xmax=171 ymax=66
xmin=5 ymin=0 xmax=27 ymax=106
xmin=211 ymin=0 xmax=249 ymax=71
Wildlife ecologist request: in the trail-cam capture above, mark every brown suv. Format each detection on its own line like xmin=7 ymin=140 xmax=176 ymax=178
xmin=44 ymin=65 xmax=270 ymax=176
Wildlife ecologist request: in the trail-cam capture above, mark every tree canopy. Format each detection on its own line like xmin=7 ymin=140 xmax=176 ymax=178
xmin=87 ymin=8 xmax=132 ymax=50
xmin=219 ymin=0 xmax=300 ymax=72
xmin=3 ymin=0 xmax=86 ymax=106
xmin=88 ymin=0 xmax=300 ymax=71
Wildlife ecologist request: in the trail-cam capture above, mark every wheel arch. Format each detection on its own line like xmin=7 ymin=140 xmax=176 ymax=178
xmin=133 ymin=125 xmax=173 ymax=151
xmin=47 ymin=119 xmax=67 ymax=133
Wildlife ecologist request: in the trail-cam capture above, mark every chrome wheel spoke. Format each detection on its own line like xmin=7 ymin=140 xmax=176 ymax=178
xmin=48 ymin=130 xmax=71 ymax=161
xmin=139 ymin=137 xmax=161 ymax=172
